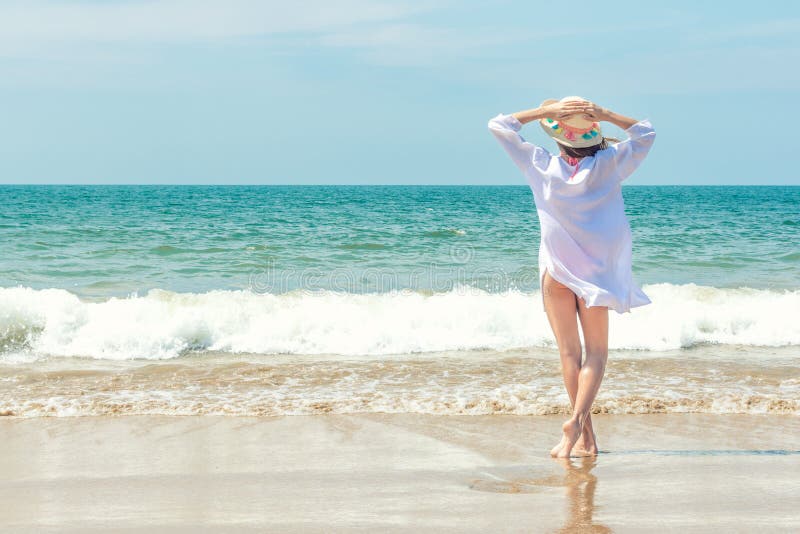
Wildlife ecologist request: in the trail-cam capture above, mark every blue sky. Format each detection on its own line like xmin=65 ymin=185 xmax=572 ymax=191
xmin=0 ymin=0 xmax=798 ymax=185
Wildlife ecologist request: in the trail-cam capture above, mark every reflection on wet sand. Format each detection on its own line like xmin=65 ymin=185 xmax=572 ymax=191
xmin=469 ymin=456 xmax=609 ymax=532
xmin=554 ymin=457 xmax=611 ymax=534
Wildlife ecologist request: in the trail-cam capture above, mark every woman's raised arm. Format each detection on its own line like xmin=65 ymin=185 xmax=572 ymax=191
xmin=486 ymin=102 xmax=569 ymax=175
xmin=510 ymin=101 xmax=582 ymax=125
xmin=573 ymin=101 xmax=655 ymax=182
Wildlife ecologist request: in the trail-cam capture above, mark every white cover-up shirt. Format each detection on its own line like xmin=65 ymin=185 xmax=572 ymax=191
xmin=487 ymin=113 xmax=656 ymax=314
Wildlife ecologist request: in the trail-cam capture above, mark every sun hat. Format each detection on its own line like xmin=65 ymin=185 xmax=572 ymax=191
xmin=539 ymin=96 xmax=610 ymax=148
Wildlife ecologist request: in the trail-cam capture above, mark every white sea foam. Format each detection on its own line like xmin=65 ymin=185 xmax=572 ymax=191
xmin=1 ymin=283 xmax=799 ymax=360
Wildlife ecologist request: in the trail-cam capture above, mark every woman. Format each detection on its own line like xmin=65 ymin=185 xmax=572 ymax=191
xmin=487 ymin=96 xmax=656 ymax=458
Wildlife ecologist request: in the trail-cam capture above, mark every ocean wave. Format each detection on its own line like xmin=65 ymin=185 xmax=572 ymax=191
xmin=1 ymin=283 xmax=799 ymax=360
xmin=423 ymin=228 xmax=467 ymax=237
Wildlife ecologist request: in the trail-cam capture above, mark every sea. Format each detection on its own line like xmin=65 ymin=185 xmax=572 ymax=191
xmin=1 ymin=185 xmax=798 ymax=417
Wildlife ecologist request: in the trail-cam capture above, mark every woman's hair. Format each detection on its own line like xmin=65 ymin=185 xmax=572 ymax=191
xmin=558 ymin=138 xmax=610 ymax=158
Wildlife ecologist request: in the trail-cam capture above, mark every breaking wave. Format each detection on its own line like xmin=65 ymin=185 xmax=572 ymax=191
xmin=1 ymin=283 xmax=799 ymax=361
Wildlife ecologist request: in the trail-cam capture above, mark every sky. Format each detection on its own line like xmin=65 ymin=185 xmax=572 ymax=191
xmin=0 ymin=0 xmax=798 ymax=185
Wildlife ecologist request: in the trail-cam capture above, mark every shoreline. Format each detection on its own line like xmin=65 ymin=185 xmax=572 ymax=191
xmin=3 ymin=346 xmax=798 ymax=418
xmin=2 ymin=413 xmax=799 ymax=532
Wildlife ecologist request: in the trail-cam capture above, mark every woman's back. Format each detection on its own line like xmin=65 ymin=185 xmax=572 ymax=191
xmin=487 ymin=112 xmax=656 ymax=313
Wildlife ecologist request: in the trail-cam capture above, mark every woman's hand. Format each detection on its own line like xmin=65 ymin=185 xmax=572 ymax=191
xmin=511 ymin=99 xmax=639 ymax=130
xmin=544 ymin=99 xmax=609 ymax=122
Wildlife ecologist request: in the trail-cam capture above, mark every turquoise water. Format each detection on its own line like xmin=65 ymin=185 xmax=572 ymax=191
xmin=1 ymin=185 xmax=798 ymax=296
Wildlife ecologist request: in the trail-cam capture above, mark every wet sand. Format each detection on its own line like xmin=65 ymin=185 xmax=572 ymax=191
xmin=1 ymin=414 xmax=799 ymax=532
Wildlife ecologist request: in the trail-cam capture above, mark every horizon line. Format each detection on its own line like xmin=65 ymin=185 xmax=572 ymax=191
xmin=0 ymin=183 xmax=798 ymax=187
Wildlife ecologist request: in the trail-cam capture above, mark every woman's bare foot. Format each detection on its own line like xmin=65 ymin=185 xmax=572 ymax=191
xmin=550 ymin=435 xmax=567 ymax=457
xmin=552 ymin=437 xmax=595 ymax=458
xmin=571 ymin=445 xmax=597 ymax=457
xmin=550 ymin=416 xmax=597 ymax=458
xmin=556 ymin=418 xmax=582 ymax=459
xmin=573 ymin=428 xmax=598 ymax=456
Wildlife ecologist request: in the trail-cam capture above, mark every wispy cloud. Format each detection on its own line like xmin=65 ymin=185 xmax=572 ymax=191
xmin=316 ymin=23 xmax=531 ymax=67
xmin=312 ymin=21 xmax=678 ymax=68
xmin=690 ymin=18 xmax=800 ymax=41
xmin=0 ymin=0 xmax=669 ymax=66
xmin=472 ymin=43 xmax=800 ymax=95
xmin=1 ymin=1 xmax=798 ymax=95
xmin=0 ymin=0 xmax=443 ymax=56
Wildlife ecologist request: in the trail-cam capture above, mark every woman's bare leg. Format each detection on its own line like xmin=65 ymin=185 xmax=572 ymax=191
xmin=556 ymin=296 xmax=609 ymax=459
xmin=541 ymin=270 xmax=596 ymax=456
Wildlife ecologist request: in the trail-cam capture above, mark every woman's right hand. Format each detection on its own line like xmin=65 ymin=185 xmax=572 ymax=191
xmin=540 ymin=102 xmax=574 ymax=120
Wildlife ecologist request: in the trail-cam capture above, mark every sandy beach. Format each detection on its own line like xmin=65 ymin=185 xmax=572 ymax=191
xmin=2 ymin=413 xmax=798 ymax=533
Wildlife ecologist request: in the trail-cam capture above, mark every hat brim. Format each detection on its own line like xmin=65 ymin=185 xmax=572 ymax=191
xmin=551 ymin=135 xmax=621 ymax=148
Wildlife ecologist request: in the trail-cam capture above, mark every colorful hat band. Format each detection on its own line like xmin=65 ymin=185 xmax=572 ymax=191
xmin=544 ymin=118 xmax=600 ymax=141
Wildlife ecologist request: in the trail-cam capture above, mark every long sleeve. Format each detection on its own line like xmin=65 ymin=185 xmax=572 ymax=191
xmin=595 ymin=119 xmax=656 ymax=182
xmin=487 ymin=113 xmax=551 ymax=178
